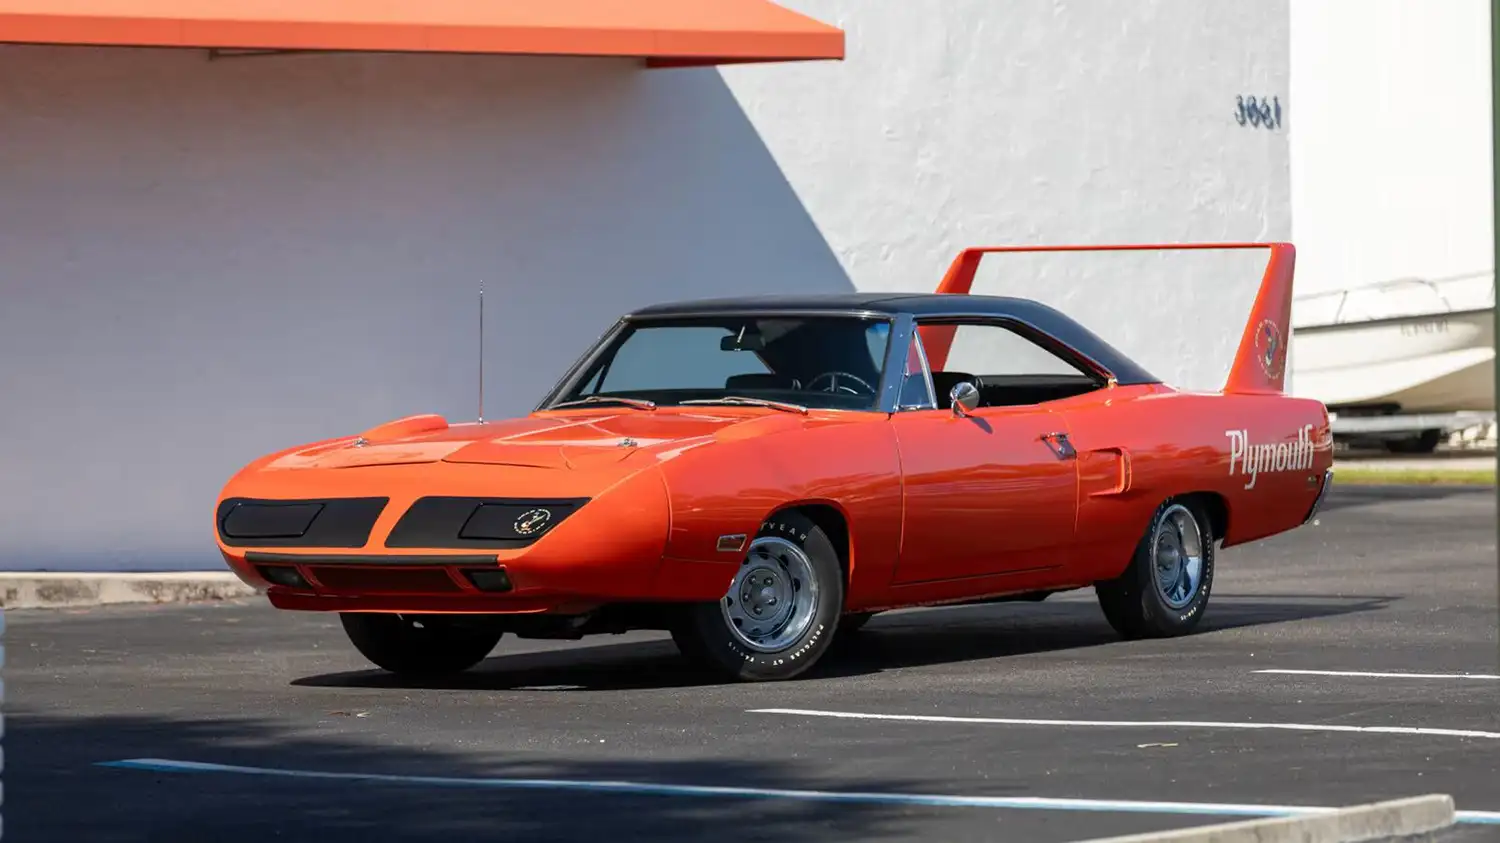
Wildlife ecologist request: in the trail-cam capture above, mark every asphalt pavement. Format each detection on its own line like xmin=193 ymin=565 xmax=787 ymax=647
xmin=7 ymin=484 xmax=1499 ymax=843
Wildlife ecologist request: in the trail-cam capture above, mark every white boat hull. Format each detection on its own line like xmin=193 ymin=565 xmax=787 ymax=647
xmin=1290 ymin=307 xmax=1494 ymax=413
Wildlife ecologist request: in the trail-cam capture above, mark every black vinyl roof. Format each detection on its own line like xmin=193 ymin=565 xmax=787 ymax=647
xmin=625 ymin=292 xmax=1160 ymax=385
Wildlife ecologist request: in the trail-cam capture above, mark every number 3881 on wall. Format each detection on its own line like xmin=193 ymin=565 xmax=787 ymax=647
xmin=1236 ymin=95 xmax=1282 ymax=129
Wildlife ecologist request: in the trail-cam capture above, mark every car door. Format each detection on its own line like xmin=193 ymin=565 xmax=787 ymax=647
xmin=890 ymin=405 xmax=1079 ymax=584
xmin=887 ymin=320 xmax=1081 ymax=585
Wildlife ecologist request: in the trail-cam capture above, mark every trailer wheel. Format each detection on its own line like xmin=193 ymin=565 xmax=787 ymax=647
xmin=1385 ymin=429 xmax=1442 ymax=454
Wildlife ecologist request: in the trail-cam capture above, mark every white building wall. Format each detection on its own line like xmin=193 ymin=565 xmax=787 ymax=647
xmin=0 ymin=0 xmax=1290 ymax=571
xmin=1288 ymin=0 xmax=1493 ymax=299
xmin=724 ymin=0 xmax=1291 ymax=394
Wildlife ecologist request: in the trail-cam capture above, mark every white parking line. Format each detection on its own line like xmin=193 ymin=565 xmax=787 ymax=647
xmin=98 ymin=758 xmax=1500 ymax=826
xmin=749 ymin=708 xmax=1500 ymax=740
xmin=1254 ymin=669 xmax=1500 ymax=680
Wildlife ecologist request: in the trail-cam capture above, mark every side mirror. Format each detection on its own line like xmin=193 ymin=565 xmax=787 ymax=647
xmin=950 ymin=381 xmax=980 ymax=416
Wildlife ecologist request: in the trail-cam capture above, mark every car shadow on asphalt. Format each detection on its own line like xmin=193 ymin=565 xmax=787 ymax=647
xmin=7 ymin=708 xmax=937 ymax=843
xmin=290 ymin=593 xmax=1395 ymax=692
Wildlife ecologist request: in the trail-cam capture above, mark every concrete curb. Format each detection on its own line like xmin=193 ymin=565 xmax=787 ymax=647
xmin=1073 ymin=794 xmax=1455 ymax=843
xmin=0 ymin=572 xmax=257 ymax=609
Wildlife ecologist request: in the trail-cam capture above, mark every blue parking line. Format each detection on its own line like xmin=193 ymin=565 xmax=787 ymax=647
xmin=97 ymin=758 xmax=1500 ymax=825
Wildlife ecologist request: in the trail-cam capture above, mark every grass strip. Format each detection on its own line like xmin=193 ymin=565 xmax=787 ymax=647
xmin=1334 ymin=465 xmax=1496 ymax=486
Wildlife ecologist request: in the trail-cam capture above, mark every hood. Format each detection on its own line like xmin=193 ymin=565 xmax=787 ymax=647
xmin=262 ymin=409 xmax=811 ymax=472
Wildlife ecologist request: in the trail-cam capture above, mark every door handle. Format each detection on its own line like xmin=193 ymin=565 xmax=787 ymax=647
xmin=1040 ymin=431 xmax=1076 ymax=460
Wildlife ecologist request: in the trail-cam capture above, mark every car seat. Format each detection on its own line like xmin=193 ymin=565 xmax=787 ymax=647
xmin=724 ymin=373 xmax=803 ymax=391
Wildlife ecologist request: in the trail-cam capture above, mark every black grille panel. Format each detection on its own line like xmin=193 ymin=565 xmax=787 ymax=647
xmin=385 ymin=496 xmax=589 ymax=548
xmin=308 ymin=566 xmax=464 ymax=594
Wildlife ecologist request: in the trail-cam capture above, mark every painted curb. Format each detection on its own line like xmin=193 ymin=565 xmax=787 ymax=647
xmin=0 ymin=572 xmax=256 ymax=609
xmin=1073 ymin=793 xmax=1455 ymax=842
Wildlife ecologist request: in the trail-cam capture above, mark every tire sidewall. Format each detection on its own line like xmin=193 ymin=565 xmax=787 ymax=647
xmin=691 ymin=511 xmax=844 ymax=680
xmin=1135 ymin=498 xmax=1215 ymax=631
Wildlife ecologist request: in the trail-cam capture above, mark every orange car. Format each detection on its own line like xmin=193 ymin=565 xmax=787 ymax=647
xmin=215 ymin=242 xmax=1333 ymax=682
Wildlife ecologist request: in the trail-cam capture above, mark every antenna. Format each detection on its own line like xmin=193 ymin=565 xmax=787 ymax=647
xmin=477 ymin=279 xmax=485 ymax=423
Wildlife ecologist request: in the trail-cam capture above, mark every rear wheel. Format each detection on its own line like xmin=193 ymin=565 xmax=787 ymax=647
xmin=672 ymin=511 xmax=844 ymax=681
xmin=339 ymin=612 xmax=503 ymax=676
xmin=1095 ymin=497 xmax=1215 ymax=639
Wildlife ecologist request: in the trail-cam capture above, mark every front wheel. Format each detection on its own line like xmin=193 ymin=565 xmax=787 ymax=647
xmin=1095 ymin=497 xmax=1216 ymax=639
xmin=339 ymin=612 xmax=503 ymax=677
xmin=672 ymin=511 xmax=844 ymax=681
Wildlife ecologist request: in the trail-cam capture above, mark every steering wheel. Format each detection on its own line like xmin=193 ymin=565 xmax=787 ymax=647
xmin=805 ymin=370 xmax=876 ymax=396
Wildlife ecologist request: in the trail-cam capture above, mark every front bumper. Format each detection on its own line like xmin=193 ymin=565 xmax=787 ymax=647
xmin=236 ymin=549 xmax=737 ymax=614
xmin=240 ymin=549 xmax=578 ymax=613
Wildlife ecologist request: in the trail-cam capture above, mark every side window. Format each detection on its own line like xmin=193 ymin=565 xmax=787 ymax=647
xmin=917 ymin=319 xmax=1101 ymax=408
xmin=940 ymin=322 xmax=1084 ymax=376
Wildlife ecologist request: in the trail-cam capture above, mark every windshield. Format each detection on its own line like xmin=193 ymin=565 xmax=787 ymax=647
xmin=545 ymin=314 xmax=894 ymax=411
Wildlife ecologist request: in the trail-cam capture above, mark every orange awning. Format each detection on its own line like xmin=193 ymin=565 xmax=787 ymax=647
xmin=0 ymin=0 xmax=844 ymax=66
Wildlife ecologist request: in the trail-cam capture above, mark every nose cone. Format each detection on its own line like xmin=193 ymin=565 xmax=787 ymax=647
xmin=507 ymin=464 xmax=676 ymax=601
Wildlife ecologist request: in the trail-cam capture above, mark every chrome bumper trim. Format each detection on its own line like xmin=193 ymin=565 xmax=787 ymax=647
xmin=1303 ymin=468 xmax=1334 ymax=525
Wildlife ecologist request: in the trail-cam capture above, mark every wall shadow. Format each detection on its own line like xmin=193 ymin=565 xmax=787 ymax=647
xmin=0 ymin=46 xmax=853 ymax=571
xmin=292 ymin=593 xmax=1394 ymax=692
xmin=7 ymin=708 xmax=928 ymax=843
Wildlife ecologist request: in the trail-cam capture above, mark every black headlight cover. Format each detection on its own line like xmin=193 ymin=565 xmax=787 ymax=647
xmin=384 ymin=496 xmax=590 ymax=548
xmin=216 ymin=497 xmax=389 ymax=547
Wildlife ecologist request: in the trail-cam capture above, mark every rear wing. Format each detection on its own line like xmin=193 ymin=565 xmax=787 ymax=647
xmin=932 ymin=242 xmax=1297 ymax=395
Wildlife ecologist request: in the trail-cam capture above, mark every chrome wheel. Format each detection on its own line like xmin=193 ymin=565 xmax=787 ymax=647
xmin=721 ymin=536 xmax=821 ymax=653
xmin=1152 ymin=503 xmax=1204 ymax=610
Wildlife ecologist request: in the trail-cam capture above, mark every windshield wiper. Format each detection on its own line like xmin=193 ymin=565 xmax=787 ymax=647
xmin=550 ymin=395 xmax=657 ymax=410
xmin=680 ymin=396 xmax=809 ymax=415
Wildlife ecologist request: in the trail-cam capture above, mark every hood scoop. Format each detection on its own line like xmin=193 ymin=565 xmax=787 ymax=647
xmin=445 ymin=436 xmax=662 ymax=469
xmin=308 ymin=440 xmax=470 ymax=469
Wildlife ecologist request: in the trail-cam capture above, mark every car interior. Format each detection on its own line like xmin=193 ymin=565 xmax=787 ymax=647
xmin=928 ymin=370 xmax=1105 ymax=409
xmin=562 ymin=314 xmax=1111 ymax=412
xmin=725 ymin=373 xmax=805 ymax=391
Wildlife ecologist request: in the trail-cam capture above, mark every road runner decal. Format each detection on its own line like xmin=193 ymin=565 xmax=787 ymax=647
xmin=1225 ymin=424 xmax=1314 ymax=489
xmin=1253 ymin=319 xmax=1286 ymax=379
